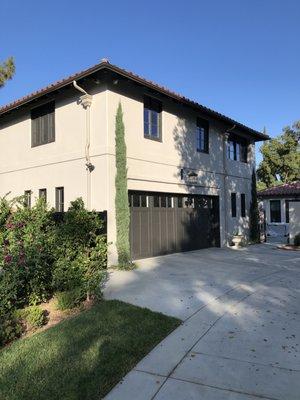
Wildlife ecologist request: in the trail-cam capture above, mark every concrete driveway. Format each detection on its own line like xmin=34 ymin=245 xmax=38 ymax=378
xmin=104 ymin=244 xmax=300 ymax=400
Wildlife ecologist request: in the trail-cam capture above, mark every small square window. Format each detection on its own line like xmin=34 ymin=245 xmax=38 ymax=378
xmin=153 ymin=195 xmax=160 ymax=207
xmin=160 ymin=195 xmax=167 ymax=208
xmin=55 ymin=187 xmax=64 ymax=212
xmin=167 ymin=196 xmax=173 ymax=208
xmin=24 ymin=190 xmax=32 ymax=208
xmin=133 ymin=194 xmax=140 ymax=207
xmin=141 ymin=195 xmax=148 ymax=207
xmin=184 ymin=197 xmax=194 ymax=208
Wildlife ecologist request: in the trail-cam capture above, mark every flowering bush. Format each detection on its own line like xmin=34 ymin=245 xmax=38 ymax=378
xmin=0 ymin=196 xmax=107 ymax=346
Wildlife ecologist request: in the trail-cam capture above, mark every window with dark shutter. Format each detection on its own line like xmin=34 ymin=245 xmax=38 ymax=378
xmin=196 ymin=118 xmax=209 ymax=153
xmin=231 ymin=193 xmax=237 ymax=217
xmin=55 ymin=187 xmax=64 ymax=212
xmin=241 ymin=193 xmax=246 ymax=217
xmin=31 ymin=102 xmax=55 ymax=147
xmin=144 ymin=96 xmax=162 ymax=140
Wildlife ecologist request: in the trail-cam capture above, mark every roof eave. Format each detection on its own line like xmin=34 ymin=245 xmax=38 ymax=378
xmin=0 ymin=62 xmax=270 ymax=141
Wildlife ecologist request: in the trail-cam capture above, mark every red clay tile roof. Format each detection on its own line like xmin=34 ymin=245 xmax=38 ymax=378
xmin=0 ymin=60 xmax=269 ymax=141
xmin=258 ymin=181 xmax=300 ymax=197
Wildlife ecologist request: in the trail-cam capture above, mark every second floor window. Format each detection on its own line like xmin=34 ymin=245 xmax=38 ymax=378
xmin=55 ymin=187 xmax=64 ymax=212
xmin=227 ymin=135 xmax=248 ymax=163
xmin=31 ymin=102 xmax=55 ymax=147
xmin=196 ymin=118 xmax=209 ymax=153
xmin=144 ymin=96 xmax=162 ymax=140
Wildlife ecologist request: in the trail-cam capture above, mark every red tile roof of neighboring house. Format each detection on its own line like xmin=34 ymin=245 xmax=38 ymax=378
xmin=0 ymin=59 xmax=269 ymax=141
xmin=258 ymin=181 xmax=300 ymax=198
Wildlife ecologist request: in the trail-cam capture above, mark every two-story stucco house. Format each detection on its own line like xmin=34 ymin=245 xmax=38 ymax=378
xmin=0 ymin=60 xmax=268 ymax=263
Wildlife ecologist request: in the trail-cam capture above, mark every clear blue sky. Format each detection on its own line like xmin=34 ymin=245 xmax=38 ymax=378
xmin=1 ymin=0 xmax=300 ymax=162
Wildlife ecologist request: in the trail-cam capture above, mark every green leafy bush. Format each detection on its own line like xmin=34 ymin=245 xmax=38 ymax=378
xmin=0 ymin=312 xmax=23 ymax=347
xmin=294 ymin=233 xmax=300 ymax=246
xmin=0 ymin=196 xmax=107 ymax=347
xmin=15 ymin=306 xmax=47 ymax=329
xmin=55 ymin=288 xmax=85 ymax=311
xmin=52 ymin=198 xmax=107 ymax=300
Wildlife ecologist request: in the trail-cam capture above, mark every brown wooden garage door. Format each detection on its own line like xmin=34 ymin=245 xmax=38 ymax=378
xmin=129 ymin=191 xmax=220 ymax=260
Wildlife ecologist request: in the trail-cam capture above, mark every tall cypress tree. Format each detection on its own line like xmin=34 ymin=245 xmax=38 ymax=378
xmin=249 ymin=169 xmax=260 ymax=243
xmin=115 ymin=103 xmax=131 ymax=266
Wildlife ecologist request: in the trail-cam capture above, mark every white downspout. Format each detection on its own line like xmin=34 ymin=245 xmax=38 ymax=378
xmin=73 ymin=81 xmax=94 ymax=210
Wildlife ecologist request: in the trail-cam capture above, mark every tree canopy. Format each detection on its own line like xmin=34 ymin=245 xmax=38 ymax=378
xmin=0 ymin=57 xmax=15 ymax=88
xmin=257 ymin=121 xmax=300 ymax=189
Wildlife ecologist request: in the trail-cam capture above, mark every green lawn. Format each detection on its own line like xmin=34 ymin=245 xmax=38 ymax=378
xmin=0 ymin=300 xmax=180 ymax=400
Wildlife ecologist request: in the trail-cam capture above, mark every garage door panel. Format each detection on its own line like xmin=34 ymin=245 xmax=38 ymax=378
xmin=130 ymin=192 xmax=220 ymax=260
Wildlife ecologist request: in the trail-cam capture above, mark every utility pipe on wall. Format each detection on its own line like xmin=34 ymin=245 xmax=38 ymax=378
xmin=73 ymin=81 xmax=94 ymax=210
xmin=223 ymin=124 xmax=235 ymax=245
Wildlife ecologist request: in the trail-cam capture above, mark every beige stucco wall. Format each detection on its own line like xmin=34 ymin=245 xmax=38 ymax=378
xmin=0 ymin=80 xmax=256 ymax=264
xmin=106 ymin=83 xmax=255 ymax=263
xmin=0 ymin=85 xmax=109 ymax=212
xmin=289 ymin=202 xmax=300 ymax=244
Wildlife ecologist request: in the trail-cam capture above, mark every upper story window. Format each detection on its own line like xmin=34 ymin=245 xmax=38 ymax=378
xmin=270 ymin=199 xmax=281 ymax=222
xmin=31 ymin=102 xmax=55 ymax=147
xmin=196 ymin=118 xmax=209 ymax=153
xmin=144 ymin=96 xmax=162 ymax=140
xmin=227 ymin=134 xmax=248 ymax=163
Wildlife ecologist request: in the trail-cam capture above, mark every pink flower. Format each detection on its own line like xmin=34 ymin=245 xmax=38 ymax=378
xmin=4 ymin=254 xmax=12 ymax=264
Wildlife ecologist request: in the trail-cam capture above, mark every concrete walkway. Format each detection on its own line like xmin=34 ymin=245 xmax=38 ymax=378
xmin=104 ymin=245 xmax=300 ymax=399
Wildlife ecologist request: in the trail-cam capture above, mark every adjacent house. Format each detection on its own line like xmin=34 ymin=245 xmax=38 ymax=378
xmin=258 ymin=181 xmax=300 ymax=241
xmin=0 ymin=60 xmax=268 ymax=263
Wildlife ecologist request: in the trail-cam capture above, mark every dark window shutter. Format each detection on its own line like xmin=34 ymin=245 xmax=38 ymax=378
xmin=241 ymin=193 xmax=246 ymax=217
xmin=31 ymin=102 xmax=55 ymax=147
xmin=231 ymin=193 xmax=237 ymax=217
xmin=31 ymin=118 xmax=38 ymax=147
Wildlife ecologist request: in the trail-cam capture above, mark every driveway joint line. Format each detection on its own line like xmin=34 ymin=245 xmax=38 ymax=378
xmin=165 ymin=376 xmax=282 ymax=400
xmin=190 ymin=351 xmax=300 ymax=372
xmin=182 ymin=269 xmax=285 ymax=324
xmin=150 ymin=273 xmax=285 ymax=400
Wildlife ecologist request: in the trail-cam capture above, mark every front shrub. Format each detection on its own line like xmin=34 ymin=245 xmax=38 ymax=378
xmin=15 ymin=305 xmax=47 ymax=329
xmin=52 ymin=198 xmax=107 ymax=300
xmin=0 ymin=312 xmax=23 ymax=347
xmin=0 ymin=195 xmax=107 ymax=347
xmin=55 ymin=289 xmax=85 ymax=311
xmin=294 ymin=233 xmax=300 ymax=246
